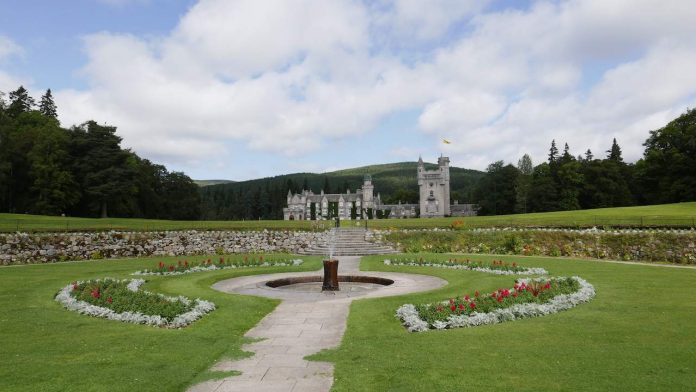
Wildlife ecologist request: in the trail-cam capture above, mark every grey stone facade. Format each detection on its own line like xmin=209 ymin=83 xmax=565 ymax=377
xmin=418 ymin=155 xmax=451 ymax=218
xmin=283 ymin=175 xmax=381 ymax=220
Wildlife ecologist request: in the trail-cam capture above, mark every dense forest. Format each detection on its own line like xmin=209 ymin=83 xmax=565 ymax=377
xmin=0 ymin=86 xmax=201 ymax=219
xmin=473 ymin=108 xmax=696 ymax=215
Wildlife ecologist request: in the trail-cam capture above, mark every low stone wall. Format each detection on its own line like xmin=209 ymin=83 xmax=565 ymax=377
xmin=0 ymin=230 xmax=327 ymax=265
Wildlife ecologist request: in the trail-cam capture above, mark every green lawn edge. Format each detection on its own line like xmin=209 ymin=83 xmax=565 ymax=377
xmin=1 ymin=202 xmax=695 ymax=232
xmin=310 ymin=253 xmax=696 ymax=392
xmin=0 ymin=254 xmax=322 ymax=392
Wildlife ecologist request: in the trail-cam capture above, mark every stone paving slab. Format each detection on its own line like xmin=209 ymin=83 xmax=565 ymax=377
xmin=188 ymin=256 xmax=446 ymax=392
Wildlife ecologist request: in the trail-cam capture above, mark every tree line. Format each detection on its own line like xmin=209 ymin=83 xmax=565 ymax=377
xmin=473 ymin=108 xmax=696 ymax=215
xmin=0 ymin=86 xmax=200 ymax=219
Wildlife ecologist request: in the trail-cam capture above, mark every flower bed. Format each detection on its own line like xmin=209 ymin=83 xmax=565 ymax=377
xmin=396 ymin=276 xmax=595 ymax=332
xmin=54 ymin=278 xmax=215 ymax=328
xmin=383 ymin=257 xmax=548 ymax=275
xmin=133 ymin=255 xmax=304 ymax=276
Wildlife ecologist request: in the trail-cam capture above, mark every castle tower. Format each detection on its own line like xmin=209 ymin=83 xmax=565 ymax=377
xmin=418 ymin=155 xmax=451 ymax=218
xmin=362 ymin=174 xmax=374 ymax=209
xmin=438 ymin=155 xmax=451 ymax=216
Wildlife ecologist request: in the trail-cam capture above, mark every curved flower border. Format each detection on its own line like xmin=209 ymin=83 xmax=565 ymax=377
xmin=383 ymin=259 xmax=548 ymax=275
xmin=396 ymin=276 xmax=595 ymax=332
xmin=133 ymin=259 xmax=304 ymax=276
xmin=54 ymin=278 xmax=216 ymax=328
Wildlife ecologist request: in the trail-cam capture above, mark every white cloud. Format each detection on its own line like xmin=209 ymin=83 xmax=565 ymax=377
xmin=0 ymin=36 xmax=21 ymax=61
xmin=54 ymin=0 xmax=696 ymax=174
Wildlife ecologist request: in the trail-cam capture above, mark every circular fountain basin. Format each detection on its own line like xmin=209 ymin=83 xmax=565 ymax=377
xmin=266 ymin=275 xmax=394 ymax=293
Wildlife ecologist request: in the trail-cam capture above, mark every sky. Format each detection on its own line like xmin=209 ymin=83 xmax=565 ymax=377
xmin=1 ymin=0 xmax=695 ymax=181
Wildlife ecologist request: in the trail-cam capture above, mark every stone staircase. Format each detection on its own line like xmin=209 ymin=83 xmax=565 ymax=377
xmin=298 ymin=228 xmax=397 ymax=256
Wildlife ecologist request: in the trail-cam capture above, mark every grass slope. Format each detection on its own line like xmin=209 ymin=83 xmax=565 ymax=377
xmin=2 ymin=202 xmax=694 ymax=232
xmin=0 ymin=255 xmax=322 ymax=392
xmin=312 ymin=254 xmax=696 ymax=391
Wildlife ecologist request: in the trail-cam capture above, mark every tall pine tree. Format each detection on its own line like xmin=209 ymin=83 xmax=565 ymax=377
xmin=8 ymin=86 xmax=35 ymax=117
xmin=39 ymin=89 xmax=58 ymax=119
xmin=607 ymin=138 xmax=623 ymax=162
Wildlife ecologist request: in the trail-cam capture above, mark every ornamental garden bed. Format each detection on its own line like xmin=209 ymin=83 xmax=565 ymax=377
xmin=396 ymin=276 xmax=594 ymax=332
xmin=54 ymin=278 xmax=215 ymax=328
xmin=384 ymin=257 xmax=548 ymax=275
xmin=133 ymin=255 xmax=303 ymax=276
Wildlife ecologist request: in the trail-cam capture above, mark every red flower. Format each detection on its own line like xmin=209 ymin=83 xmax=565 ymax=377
xmin=184 ymin=260 xmax=188 ymax=266
xmin=464 ymin=295 xmax=470 ymax=301
xmin=91 ymin=289 xmax=100 ymax=299
xmin=544 ymin=282 xmax=551 ymax=289
xmin=469 ymin=302 xmax=476 ymax=309
xmin=459 ymin=304 xmax=465 ymax=310
xmin=72 ymin=283 xmax=79 ymax=291
xmin=449 ymin=298 xmax=455 ymax=305
xmin=158 ymin=261 xmax=164 ymax=268
xmin=512 ymin=262 xmax=517 ymax=267
xmin=106 ymin=297 xmax=113 ymax=304
xmin=497 ymin=296 xmax=503 ymax=303
xmin=169 ymin=265 xmax=175 ymax=271
xmin=474 ymin=291 xmax=479 ymax=297
xmin=450 ymin=305 xmax=456 ymax=312
xmin=513 ymin=292 xmax=518 ymax=298
xmin=436 ymin=305 xmax=444 ymax=312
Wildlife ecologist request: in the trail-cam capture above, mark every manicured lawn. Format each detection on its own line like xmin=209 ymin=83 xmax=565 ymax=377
xmin=0 ymin=254 xmax=322 ymax=392
xmin=312 ymin=254 xmax=696 ymax=391
xmin=2 ymin=202 xmax=695 ymax=233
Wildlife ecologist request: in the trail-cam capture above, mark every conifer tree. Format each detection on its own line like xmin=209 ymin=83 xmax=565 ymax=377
xmin=39 ymin=89 xmax=58 ymax=119
xmin=548 ymin=139 xmax=559 ymax=163
xmin=585 ymin=149 xmax=594 ymax=161
xmin=607 ymin=138 xmax=623 ymax=162
xmin=8 ymin=86 xmax=35 ymax=117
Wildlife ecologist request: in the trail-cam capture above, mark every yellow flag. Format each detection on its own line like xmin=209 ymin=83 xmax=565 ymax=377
xmin=443 ymin=139 xmax=451 ymax=144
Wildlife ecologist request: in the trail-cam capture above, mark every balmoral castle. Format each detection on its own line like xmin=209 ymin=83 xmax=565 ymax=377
xmin=283 ymin=156 xmax=477 ymax=220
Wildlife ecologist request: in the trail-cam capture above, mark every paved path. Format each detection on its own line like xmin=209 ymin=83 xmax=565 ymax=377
xmin=189 ymin=256 xmax=446 ymax=392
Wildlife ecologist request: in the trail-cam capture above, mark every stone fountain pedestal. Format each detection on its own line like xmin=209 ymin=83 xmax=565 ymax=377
xmin=322 ymin=259 xmax=339 ymax=291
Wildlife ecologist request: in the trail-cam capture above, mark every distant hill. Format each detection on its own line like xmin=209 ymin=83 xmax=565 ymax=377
xmin=199 ymin=161 xmax=484 ymax=220
xmin=194 ymin=180 xmax=235 ymax=187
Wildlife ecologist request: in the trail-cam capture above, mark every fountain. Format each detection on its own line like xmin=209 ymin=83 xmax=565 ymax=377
xmin=263 ymin=227 xmax=394 ymax=294
xmin=323 ymin=228 xmax=339 ymax=291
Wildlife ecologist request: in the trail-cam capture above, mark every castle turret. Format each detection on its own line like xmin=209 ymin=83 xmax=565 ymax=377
xmin=362 ymin=174 xmax=374 ymax=209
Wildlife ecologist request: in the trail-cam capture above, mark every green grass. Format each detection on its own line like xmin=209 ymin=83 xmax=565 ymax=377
xmin=0 ymin=254 xmax=322 ymax=392
xmin=311 ymin=254 xmax=696 ymax=391
xmin=3 ymin=202 xmax=695 ymax=233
